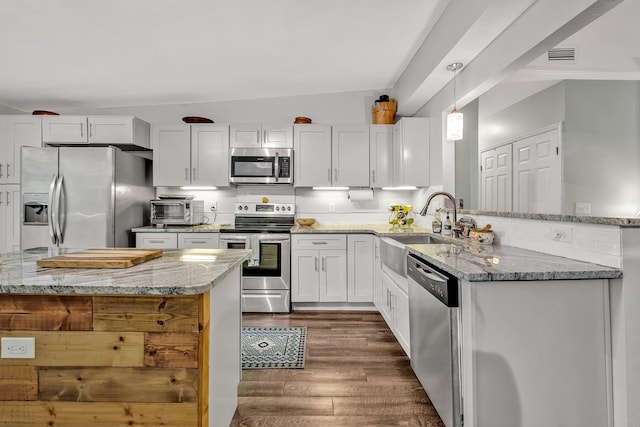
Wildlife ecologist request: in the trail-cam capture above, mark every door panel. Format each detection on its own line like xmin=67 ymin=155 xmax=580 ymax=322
xmin=291 ymin=250 xmax=320 ymax=302
xmin=320 ymin=250 xmax=347 ymax=302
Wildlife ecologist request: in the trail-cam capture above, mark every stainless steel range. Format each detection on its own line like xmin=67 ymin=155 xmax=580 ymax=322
xmin=219 ymin=202 xmax=295 ymax=313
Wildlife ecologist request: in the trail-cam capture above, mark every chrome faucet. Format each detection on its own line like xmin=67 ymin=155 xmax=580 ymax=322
xmin=419 ymin=191 xmax=457 ymax=226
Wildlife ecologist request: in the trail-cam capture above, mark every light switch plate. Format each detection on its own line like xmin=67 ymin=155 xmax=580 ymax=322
xmin=1 ymin=337 xmax=35 ymax=359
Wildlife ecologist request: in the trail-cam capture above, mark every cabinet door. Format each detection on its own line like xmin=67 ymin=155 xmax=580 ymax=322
xmin=480 ymin=144 xmax=512 ymax=211
xmin=373 ymin=238 xmax=383 ymax=309
xmin=6 ymin=185 xmax=21 ymax=252
xmin=369 ymin=125 xmax=394 ymax=188
xmin=380 ymin=271 xmax=394 ymax=328
xmin=230 ymin=124 xmax=261 ymax=148
xmin=294 ymin=124 xmax=332 ymax=187
xmin=88 ymin=116 xmax=134 ymax=144
xmin=152 ymin=126 xmax=192 ymax=186
xmin=332 ymin=125 xmax=370 ymax=187
xmin=320 ymin=249 xmax=347 ymax=302
xmin=191 ymin=124 xmax=229 ymax=187
xmin=291 ymin=249 xmax=320 ymax=302
xmin=4 ymin=116 xmax=42 ymax=184
xmin=135 ymin=233 xmax=178 ymax=249
xmin=262 ymin=124 xmax=293 ymax=148
xmin=42 ymin=116 xmax=88 ymax=143
xmin=347 ymin=234 xmax=374 ymax=303
xmin=512 ymin=128 xmax=561 ymax=214
xmin=178 ymin=233 xmax=219 ymax=249
xmin=393 ymin=118 xmax=429 ymax=187
xmin=393 ymin=285 xmax=411 ymax=356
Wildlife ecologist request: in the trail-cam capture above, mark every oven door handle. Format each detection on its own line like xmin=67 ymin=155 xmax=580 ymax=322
xmin=274 ymin=152 xmax=280 ymax=182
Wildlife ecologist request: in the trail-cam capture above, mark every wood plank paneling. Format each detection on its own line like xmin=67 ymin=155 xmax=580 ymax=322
xmin=0 ymin=401 xmax=197 ymax=426
xmin=144 ymin=332 xmax=198 ymax=368
xmin=0 ymin=331 xmax=144 ymax=367
xmin=38 ymin=367 xmax=198 ymax=403
xmin=198 ymin=292 xmax=210 ymax=427
xmin=0 ymin=295 xmax=92 ymax=331
xmin=93 ymin=296 xmax=199 ymax=332
xmin=0 ymin=367 xmax=37 ymax=401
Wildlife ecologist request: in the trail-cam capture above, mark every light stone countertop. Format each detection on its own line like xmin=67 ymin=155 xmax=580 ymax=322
xmin=0 ymin=248 xmax=250 ymax=296
xmin=131 ymin=224 xmax=232 ymax=233
xmin=406 ymin=242 xmax=622 ymax=282
xmin=290 ymin=223 xmax=433 ymax=236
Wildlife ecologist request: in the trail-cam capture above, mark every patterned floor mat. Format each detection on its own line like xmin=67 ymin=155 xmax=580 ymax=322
xmin=241 ymin=326 xmax=306 ymax=369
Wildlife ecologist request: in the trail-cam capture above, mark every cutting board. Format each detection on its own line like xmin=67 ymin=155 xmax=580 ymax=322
xmin=36 ymin=249 xmax=163 ymax=269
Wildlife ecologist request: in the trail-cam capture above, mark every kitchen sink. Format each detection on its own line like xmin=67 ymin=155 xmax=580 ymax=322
xmin=380 ymin=234 xmax=446 ymax=278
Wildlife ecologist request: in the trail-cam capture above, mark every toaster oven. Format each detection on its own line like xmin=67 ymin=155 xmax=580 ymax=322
xmin=150 ymin=198 xmax=204 ymax=225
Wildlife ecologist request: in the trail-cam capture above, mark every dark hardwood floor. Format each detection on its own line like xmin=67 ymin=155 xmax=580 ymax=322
xmin=230 ymin=310 xmax=445 ymax=427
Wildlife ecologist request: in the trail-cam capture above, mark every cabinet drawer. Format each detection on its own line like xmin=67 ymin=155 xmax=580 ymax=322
xmin=178 ymin=233 xmax=219 ymax=249
xmin=135 ymin=233 xmax=178 ymax=249
xmin=292 ymin=234 xmax=346 ymax=250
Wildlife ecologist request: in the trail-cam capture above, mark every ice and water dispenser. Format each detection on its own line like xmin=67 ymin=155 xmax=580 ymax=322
xmin=23 ymin=193 xmax=49 ymax=225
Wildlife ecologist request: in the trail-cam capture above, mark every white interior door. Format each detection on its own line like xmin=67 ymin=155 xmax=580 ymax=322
xmin=513 ymin=128 xmax=561 ymax=214
xmin=480 ymin=145 xmax=512 ymax=211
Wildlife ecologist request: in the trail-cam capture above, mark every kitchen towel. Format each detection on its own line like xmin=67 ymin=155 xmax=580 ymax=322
xmin=246 ymin=235 xmax=260 ymax=267
xmin=348 ymin=189 xmax=374 ymax=202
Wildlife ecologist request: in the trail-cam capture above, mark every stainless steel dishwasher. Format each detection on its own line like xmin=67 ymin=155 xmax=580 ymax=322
xmin=407 ymin=253 xmax=462 ymax=427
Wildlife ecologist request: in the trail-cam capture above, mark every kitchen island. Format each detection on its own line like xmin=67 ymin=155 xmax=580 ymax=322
xmin=0 ymin=247 xmax=249 ymax=427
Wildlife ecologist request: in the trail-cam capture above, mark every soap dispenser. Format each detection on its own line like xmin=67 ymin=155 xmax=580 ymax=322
xmin=432 ymin=210 xmax=442 ymax=234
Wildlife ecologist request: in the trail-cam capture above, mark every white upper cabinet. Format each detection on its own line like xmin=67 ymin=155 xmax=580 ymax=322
xmin=230 ymin=123 xmax=293 ymax=148
xmin=0 ymin=184 xmax=21 ymax=253
xmin=294 ymin=124 xmax=370 ymax=188
xmin=369 ymin=125 xmax=394 ymax=188
xmin=0 ymin=115 xmax=42 ymax=184
xmin=393 ymin=117 xmax=429 ymax=187
xmin=153 ymin=124 xmax=229 ymax=187
xmin=332 ymin=125 xmax=369 ymax=187
xmin=294 ymin=124 xmax=332 ymax=187
xmin=42 ymin=115 xmax=150 ymax=149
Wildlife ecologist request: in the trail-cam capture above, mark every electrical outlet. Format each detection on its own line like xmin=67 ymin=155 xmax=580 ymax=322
xmin=210 ymin=201 xmax=217 ymax=211
xmin=551 ymin=225 xmax=573 ymax=243
xmin=1 ymin=337 xmax=35 ymax=359
xmin=575 ymin=202 xmax=591 ymax=215
xmin=329 ymin=202 xmax=336 ymax=212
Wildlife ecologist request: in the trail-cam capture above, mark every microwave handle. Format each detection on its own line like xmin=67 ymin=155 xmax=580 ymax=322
xmin=274 ymin=152 xmax=280 ymax=182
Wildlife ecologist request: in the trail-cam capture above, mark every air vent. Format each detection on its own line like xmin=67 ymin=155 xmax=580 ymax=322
xmin=547 ymin=47 xmax=576 ymax=63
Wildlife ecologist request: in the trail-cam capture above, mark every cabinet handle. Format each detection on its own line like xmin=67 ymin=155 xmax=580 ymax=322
xmin=185 ymin=168 xmax=189 ymax=181
xmin=322 ymin=257 xmax=326 ymax=271
xmin=312 ymin=241 xmax=327 ymax=245
xmin=372 ymin=169 xmax=376 ymax=183
xmin=0 ymin=191 xmax=3 ymax=204
xmin=5 ymin=163 xmax=9 ymax=178
xmin=190 ymin=240 xmax=207 ymax=244
xmin=263 ymin=129 xmax=267 ymax=143
xmin=193 ymin=168 xmax=197 ymax=181
xmin=149 ymin=240 xmax=166 ymax=244
xmin=390 ymin=294 xmax=395 ymax=311
xmin=89 ymin=123 xmax=93 ymax=138
xmin=334 ymin=168 xmax=338 ymax=182
xmin=0 ymin=163 xmax=3 ymax=178
xmin=80 ymin=123 xmax=84 ymax=137
xmin=6 ymin=191 xmax=9 ymax=204
xmin=314 ymin=256 xmax=318 ymax=272
xmin=386 ymin=289 xmax=390 ymax=307
xmin=257 ymin=130 xmax=260 ymax=144
xmin=327 ymin=168 xmax=331 ymax=182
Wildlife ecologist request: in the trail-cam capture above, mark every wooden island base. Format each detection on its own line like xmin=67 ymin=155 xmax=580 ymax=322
xmin=0 ymin=268 xmax=241 ymax=426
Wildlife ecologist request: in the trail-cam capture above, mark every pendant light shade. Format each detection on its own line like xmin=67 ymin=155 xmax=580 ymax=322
xmin=446 ymin=62 xmax=464 ymax=141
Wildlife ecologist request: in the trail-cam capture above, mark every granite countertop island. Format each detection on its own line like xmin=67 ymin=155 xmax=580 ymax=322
xmin=0 ymin=247 xmax=248 ymax=427
xmin=0 ymin=247 xmax=250 ymax=295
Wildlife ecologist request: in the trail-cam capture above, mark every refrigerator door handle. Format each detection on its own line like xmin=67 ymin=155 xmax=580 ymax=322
xmin=48 ymin=174 xmax=58 ymax=244
xmin=54 ymin=174 xmax=65 ymax=244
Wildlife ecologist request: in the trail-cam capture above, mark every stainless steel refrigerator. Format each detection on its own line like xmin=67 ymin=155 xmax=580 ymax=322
xmin=21 ymin=146 xmax=153 ymax=250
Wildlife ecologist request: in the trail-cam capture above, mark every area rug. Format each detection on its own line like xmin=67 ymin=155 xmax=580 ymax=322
xmin=241 ymin=326 xmax=306 ymax=369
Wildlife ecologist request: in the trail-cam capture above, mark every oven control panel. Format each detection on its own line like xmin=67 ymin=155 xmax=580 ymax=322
xmin=235 ymin=202 xmax=295 ymax=216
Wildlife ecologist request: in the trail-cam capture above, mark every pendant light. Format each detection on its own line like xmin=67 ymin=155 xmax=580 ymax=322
xmin=446 ymin=62 xmax=464 ymax=141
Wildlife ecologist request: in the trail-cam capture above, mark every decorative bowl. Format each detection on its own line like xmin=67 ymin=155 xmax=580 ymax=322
xmin=182 ymin=116 xmax=214 ymax=123
xmin=469 ymin=230 xmax=494 ymax=245
xmin=296 ymin=218 xmax=316 ymax=226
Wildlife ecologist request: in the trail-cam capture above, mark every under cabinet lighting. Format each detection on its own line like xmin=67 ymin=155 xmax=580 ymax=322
xmin=180 ymin=186 xmax=218 ymax=190
xmin=381 ymin=186 xmax=418 ymax=191
xmin=312 ymin=187 xmax=349 ymax=191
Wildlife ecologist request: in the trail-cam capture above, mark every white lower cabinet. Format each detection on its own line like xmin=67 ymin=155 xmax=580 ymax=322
xmin=0 ymin=184 xmax=20 ymax=253
xmin=291 ymin=234 xmax=347 ymax=302
xmin=177 ymin=233 xmax=219 ymax=249
xmin=373 ymin=237 xmax=383 ymax=309
xmin=380 ymin=268 xmax=410 ymax=356
xmin=347 ymin=234 xmax=374 ymax=302
xmin=136 ymin=232 xmax=219 ymax=249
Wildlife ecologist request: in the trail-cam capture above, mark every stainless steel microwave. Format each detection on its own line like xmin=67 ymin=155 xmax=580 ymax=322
xmin=150 ymin=199 xmax=204 ymax=225
xmin=229 ymin=148 xmax=293 ymax=184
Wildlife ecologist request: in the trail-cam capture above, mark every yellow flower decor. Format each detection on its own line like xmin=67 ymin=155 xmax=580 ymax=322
xmin=388 ymin=204 xmax=414 ymax=228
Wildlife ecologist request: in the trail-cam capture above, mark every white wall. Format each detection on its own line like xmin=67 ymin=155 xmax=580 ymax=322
xmin=0 ymin=104 xmax=23 ymax=114
xmin=53 ymin=89 xmax=393 ymax=126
